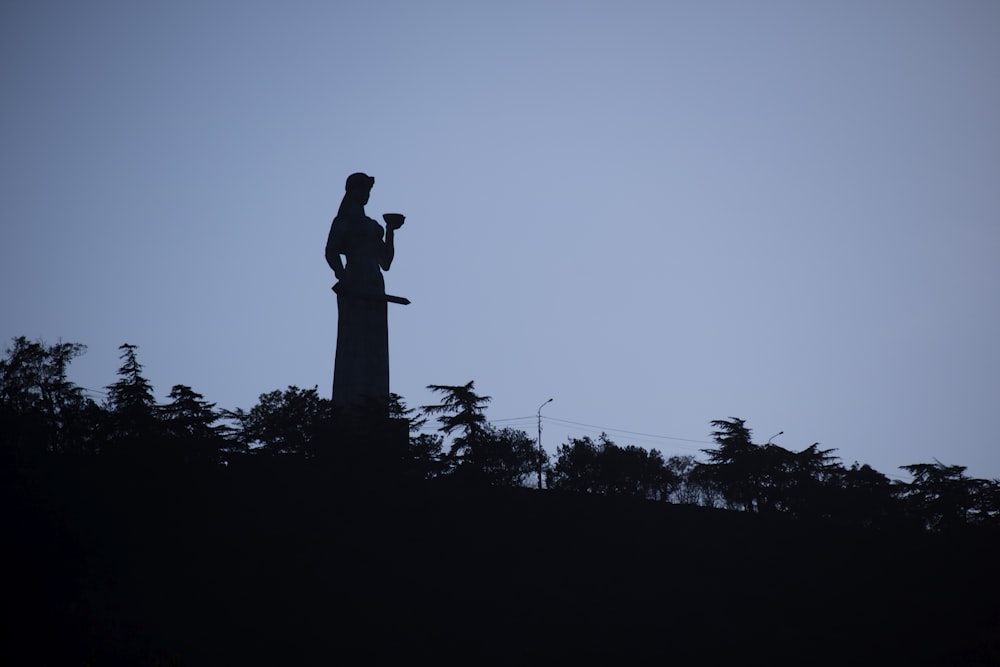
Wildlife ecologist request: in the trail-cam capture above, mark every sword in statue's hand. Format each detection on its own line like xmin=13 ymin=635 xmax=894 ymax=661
xmin=332 ymin=282 xmax=410 ymax=305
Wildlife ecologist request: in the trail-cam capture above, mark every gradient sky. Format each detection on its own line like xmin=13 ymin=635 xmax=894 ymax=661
xmin=3 ymin=1 xmax=998 ymax=480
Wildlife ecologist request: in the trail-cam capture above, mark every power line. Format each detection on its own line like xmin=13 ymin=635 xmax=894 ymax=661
xmin=416 ymin=410 xmax=711 ymax=447
xmin=481 ymin=414 xmax=713 ymax=446
xmin=543 ymin=416 xmax=713 ymax=446
xmin=491 ymin=415 xmax=536 ymax=424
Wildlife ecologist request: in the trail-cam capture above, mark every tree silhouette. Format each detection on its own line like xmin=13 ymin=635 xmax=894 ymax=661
xmin=970 ymin=478 xmax=1000 ymax=528
xmin=699 ymin=418 xmax=760 ymax=511
xmin=389 ymin=392 xmax=428 ymax=434
xmin=609 ymin=443 xmax=674 ymax=499
xmin=666 ymin=455 xmax=709 ymax=505
xmin=777 ymin=443 xmax=841 ymax=518
xmin=420 ymin=381 xmax=490 ymax=453
xmin=549 ymin=435 xmax=602 ymax=493
xmin=836 ymin=462 xmax=900 ymax=528
xmin=232 ymin=385 xmax=332 ymax=457
xmin=104 ymin=342 xmax=158 ymax=446
xmin=549 ymin=434 xmax=674 ymax=499
xmin=6 ymin=329 xmax=998 ymax=539
xmin=160 ymin=384 xmax=227 ymax=464
xmin=743 ymin=442 xmax=841 ymax=517
xmin=897 ymin=460 xmax=993 ymax=531
xmin=698 ymin=418 xmax=848 ymax=517
xmin=0 ymin=336 xmax=97 ymax=458
xmin=418 ymin=382 xmax=540 ymax=485
xmin=391 ymin=393 xmax=444 ymax=478
xmin=406 ymin=432 xmax=446 ymax=479
xmin=461 ymin=425 xmax=539 ymax=487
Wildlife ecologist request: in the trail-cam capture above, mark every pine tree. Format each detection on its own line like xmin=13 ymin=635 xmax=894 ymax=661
xmin=160 ymin=384 xmax=227 ymax=464
xmin=105 ymin=343 xmax=157 ymax=443
xmin=420 ymin=381 xmax=490 ymax=457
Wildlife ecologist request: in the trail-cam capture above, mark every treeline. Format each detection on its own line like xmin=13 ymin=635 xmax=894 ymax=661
xmin=2 ymin=337 xmax=998 ymax=533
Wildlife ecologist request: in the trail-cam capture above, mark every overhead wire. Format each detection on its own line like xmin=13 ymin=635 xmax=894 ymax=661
xmin=418 ymin=412 xmax=711 ymax=448
xmin=543 ymin=416 xmax=713 ymax=445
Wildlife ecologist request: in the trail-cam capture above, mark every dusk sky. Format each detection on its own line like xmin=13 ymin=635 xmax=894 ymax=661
xmin=3 ymin=1 xmax=998 ymax=481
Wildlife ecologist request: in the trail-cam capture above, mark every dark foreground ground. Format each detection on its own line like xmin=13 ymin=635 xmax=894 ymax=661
xmin=5 ymin=458 xmax=999 ymax=665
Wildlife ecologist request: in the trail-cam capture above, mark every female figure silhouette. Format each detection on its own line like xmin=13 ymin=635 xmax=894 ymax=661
xmin=325 ymin=172 xmax=403 ymax=414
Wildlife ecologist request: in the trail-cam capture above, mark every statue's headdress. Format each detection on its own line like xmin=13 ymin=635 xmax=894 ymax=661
xmin=345 ymin=172 xmax=375 ymax=192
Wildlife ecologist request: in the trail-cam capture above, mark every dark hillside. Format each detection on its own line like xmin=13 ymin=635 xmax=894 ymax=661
xmin=5 ymin=459 xmax=998 ymax=665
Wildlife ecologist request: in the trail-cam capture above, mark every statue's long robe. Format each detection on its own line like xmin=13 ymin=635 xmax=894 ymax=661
xmin=326 ymin=208 xmax=389 ymax=413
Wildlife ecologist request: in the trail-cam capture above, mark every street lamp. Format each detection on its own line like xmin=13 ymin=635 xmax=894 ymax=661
xmin=767 ymin=431 xmax=784 ymax=445
xmin=537 ymin=398 xmax=553 ymax=489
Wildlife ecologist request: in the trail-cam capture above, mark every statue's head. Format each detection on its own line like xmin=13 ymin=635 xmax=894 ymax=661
xmin=346 ymin=172 xmax=374 ymax=192
xmin=336 ymin=173 xmax=374 ymax=217
xmin=344 ymin=172 xmax=374 ymax=206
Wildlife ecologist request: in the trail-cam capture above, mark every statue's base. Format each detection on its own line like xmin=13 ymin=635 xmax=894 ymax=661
xmin=321 ymin=409 xmax=409 ymax=475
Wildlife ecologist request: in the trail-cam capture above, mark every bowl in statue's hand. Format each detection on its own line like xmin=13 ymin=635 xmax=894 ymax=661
xmin=383 ymin=213 xmax=405 ymax=229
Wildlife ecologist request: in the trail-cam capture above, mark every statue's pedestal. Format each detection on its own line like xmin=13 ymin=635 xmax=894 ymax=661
xmin=325 ymin=409 xmax=409 ymax=475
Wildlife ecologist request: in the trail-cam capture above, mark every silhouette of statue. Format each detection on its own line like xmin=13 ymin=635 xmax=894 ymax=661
xmin=325 ymin=172 xmax=407 ymax=417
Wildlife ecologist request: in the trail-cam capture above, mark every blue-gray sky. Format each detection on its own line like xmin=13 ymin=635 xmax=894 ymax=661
xmin=3 ymin=1 xmax=998 ymax=480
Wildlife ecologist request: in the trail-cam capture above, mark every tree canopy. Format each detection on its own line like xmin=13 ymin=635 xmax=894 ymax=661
xmin=2 ymin=336 xmax=998 ymax=532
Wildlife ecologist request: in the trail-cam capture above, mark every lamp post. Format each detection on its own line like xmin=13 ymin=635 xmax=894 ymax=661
xmin=537 ymin=398 xmax=553 ymax=489
xmin=767 ymin=431 xmax=784 ymax=445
